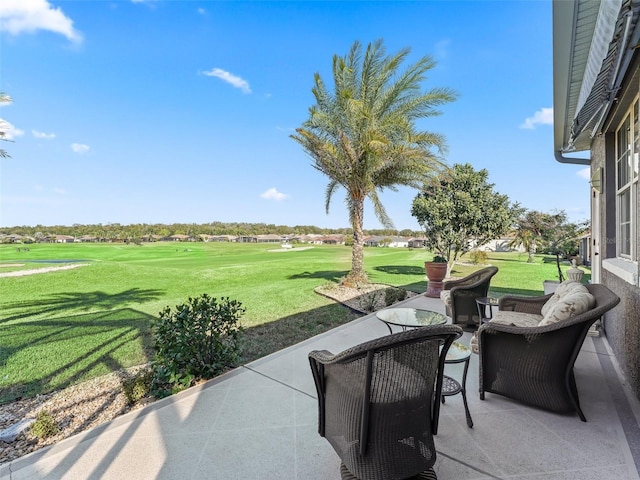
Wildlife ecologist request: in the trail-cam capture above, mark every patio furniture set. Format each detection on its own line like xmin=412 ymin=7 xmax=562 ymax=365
xmin=308 ymin=268 xmax=620 ymax=480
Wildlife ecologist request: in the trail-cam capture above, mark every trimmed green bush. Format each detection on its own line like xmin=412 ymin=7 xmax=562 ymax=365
xmin=384 ymin=287 xmax=407 ymax=306
xmin=469 ymin=250 xmax=488 ymax=265
xmin=152 ymin=294 xmax=245 ymax=397
xmin=30 ymin=411 xmax=59 ymax=439
xmin=121 ymin=369 xmax=153 ymax=405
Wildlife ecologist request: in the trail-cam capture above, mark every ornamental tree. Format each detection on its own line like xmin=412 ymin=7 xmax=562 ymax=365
xmin=411 ymin=163 xmax=521 ymax=268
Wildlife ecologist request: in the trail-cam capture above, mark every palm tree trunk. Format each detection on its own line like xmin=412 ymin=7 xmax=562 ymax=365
xmin=527 ymin=241 xmax=536 ymax=263
xmin=346 ymin=199 xmax=368 ymax=286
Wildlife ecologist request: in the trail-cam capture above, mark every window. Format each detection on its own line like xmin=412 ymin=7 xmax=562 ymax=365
xmin=615 ymin=98 xmax=639 ymax=260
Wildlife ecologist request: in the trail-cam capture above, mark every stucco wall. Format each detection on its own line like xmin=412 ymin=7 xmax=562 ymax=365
xmin=602 ymin=270 xmax=640 ymax=399
xmin=592 ymin=75 xmax=640 ymax=401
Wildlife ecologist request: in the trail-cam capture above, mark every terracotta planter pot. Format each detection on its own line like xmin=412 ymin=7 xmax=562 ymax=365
xmin=425 ymin=262 xmax=448 ymax=298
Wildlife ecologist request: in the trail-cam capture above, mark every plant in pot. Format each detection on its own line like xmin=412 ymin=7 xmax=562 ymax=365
xmin=425 ymin=254 xmax=448 ymax=298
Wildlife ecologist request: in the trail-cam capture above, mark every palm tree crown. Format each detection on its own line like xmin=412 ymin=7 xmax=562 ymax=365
xmin=291 ymin=39 xmax=457 ymax=284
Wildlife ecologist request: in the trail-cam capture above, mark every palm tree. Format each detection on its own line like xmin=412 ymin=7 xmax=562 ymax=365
xmin=0 ymin=92 xmax=13 ymax=159
xmin=291 ymin=39 xmax=457 ymax=285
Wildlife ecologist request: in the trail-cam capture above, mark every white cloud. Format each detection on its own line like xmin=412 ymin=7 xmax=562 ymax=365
xmin=520 ymin=107 xmax=553 ymax=129
xmin=0 ymin=119 xmax=25 ymax=140
xmin=0 ymin=0 xmax=82 ymax=43
xmin=197 ymin=7 xmax=206 ymax=15
xmin=32 ymin=129 xmax=55 ymax=139
xmin=577 ymin=167 xmax=591 ymax=180
xmin=53 ymin=187 xmax=66 ymax=195
xmin=202 ymin=68 xmax=252 ymax=94
xmin=261 ymin=188 xmax=288 ymax=201
xmin=71 ymin=143 xmax=90 ymax=154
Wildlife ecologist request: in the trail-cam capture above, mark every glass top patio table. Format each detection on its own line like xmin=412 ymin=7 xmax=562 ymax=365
xmin=376 ymin=307 xmax=448 ymax=334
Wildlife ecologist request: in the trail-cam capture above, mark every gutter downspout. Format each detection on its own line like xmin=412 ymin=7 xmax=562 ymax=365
xmin=555 ymin=150 xmax=590 ymax=165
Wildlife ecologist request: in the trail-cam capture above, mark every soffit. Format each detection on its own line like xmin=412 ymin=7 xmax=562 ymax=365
xmin=553 ymin=0 xmax=640 ymax=158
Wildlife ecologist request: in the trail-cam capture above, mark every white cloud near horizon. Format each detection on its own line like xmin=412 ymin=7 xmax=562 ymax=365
xmin=203 ymin=68 xmax=252 ymax=94
xmin=33 ymin=129 xmax=55 ymax=139
xmin=71 ymin=143 xmax=90 ymax=154
xmin=0 ymin=119 xmax=25 ymax=140
xmin=261 ymin=188 xmax=288 ymax=201
xmin=520 ymin=107 xmax=553 ymax=129
xmin=577 ymin=167 xmax=591 ymax=180
xmin=53 ymin=187 xmax=67 ymax=195
xmin=0 ymin=0 xmax=82 ymax=43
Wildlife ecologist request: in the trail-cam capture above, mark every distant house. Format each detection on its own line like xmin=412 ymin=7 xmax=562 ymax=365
xmin=256 ymin=234 xmax=285 ymax=243
xmin=475 ymin=237 xmax=524 ymax=253
xmin=300 ymin=234 xmax=324 ymax=245
xmin=78 ymin=235 xmax=98 ymax=243
xmin=169 ymin=234 xmax=195 ymax=242
xmin=55 ymin=235 xmax=75 ymax=243
xmin=387 ymin=236 xmax=409 ymax=248
xmin=408 ymin=237 xmax=427 ymax=248
xmin=204 ymin=235 xmax=236 ymax=242
xmin=237 ymin=236 xmax=257 ymax=243
xmin=365 ymin=236 xmax=409 ymax=247
xmin=320 ymin=235 xmax=345 ymax=245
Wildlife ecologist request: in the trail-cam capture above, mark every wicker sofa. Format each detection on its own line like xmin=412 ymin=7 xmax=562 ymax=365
xmin=477 ymin=281 xmax=620 ymax=421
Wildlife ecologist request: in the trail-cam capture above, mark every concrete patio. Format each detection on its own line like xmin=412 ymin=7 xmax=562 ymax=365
xmin=2 ymin=294 xmax=639 ymax=479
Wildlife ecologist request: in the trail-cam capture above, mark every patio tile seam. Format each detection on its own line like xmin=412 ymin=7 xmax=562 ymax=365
xmin=190 ymin=382 xmax=233 ymax=479
xmin=241 ymin=365 xmax=317 ymax=400
xmin=438 ymin=415 xmax=508 ymax=479
xmin=435 ymin=450 xmax=504 ymax=480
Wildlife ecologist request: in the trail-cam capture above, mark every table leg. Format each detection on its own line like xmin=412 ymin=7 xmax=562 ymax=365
xmin=461 ymin=357 xmax=473 ymax=428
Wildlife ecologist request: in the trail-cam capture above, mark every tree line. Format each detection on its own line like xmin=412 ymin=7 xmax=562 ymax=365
xmin=0 ymin=222 xmax=424 ymax=241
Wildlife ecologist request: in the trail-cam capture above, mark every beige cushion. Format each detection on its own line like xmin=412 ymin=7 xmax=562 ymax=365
xmin=541 ymin=280 xmax=589 ymax=317
xmin=489 ymin=311 xmax=542 ymax=328
xmin=440 ymin=290 xmax=452 ymax=308
xmin=539 ymin=291 xmax=595 ymax=326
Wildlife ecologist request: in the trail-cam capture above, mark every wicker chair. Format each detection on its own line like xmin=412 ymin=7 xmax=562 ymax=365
xmin=441 ymin=266 xmax=498 ymax=326
xmin=478 ymin=283 xmax=620 ymax=421
xmin=308 ymin=325 xmax=462 ymax=480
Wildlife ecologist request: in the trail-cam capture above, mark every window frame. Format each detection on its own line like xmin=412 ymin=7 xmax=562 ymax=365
xmin=614 ymin=97 xmax=639 ymax=261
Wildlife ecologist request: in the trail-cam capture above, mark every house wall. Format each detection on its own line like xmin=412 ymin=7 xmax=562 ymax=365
xmin=602 ymin=270 xmax=640 ymax=399
xmin=592 ymin=67 xmax=640 ymax=400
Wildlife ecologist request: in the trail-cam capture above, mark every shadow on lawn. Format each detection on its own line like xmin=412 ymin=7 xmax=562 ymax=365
xmin=0 ymin=308 xmax=154 ymax=405
xmin=288 ymin=270 xmax=349 ymax=283
xmin=0 ymin=288 xmax=164 ymax=324
xmin=374 ymin=265 xmax=425 ymax=276
xmin=240 ymin=301 xmax=361 ymax=363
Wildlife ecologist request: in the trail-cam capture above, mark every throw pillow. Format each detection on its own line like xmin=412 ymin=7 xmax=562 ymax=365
xmin=539 ymin=291 xmax=595 ymax=326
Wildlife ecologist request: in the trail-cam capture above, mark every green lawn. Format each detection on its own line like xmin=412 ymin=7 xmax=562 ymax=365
xmin=0 ymin=242 xmax=584 ymax=404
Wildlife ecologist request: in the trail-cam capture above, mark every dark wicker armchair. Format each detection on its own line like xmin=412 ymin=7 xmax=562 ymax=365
xmin=309 ymin=325 xmax=462 ymax=480
xmin=478 ymin=283 xmax=620 ymax=421
xmin=441 ymin=266 xmax=498 ymax=326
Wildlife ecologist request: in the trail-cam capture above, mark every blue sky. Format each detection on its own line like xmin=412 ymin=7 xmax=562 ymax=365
xmin=0 ymin=0 xmax=590 ymax=230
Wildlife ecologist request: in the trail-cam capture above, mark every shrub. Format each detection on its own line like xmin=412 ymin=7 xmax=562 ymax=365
xmin=121 ymin=369 xmax=153 ymax=405
xmin=384 ymin=287 xmax=407 ymax=306
xmin=357 ymin=290 xmax=382 ymax=313
xmin=152 ymin=294 xmax=245 ymax=397
xmin=30 ymin=411 xmax=59 ymax=439
xmin=469 ymin=250 xmax=488 ymax=265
